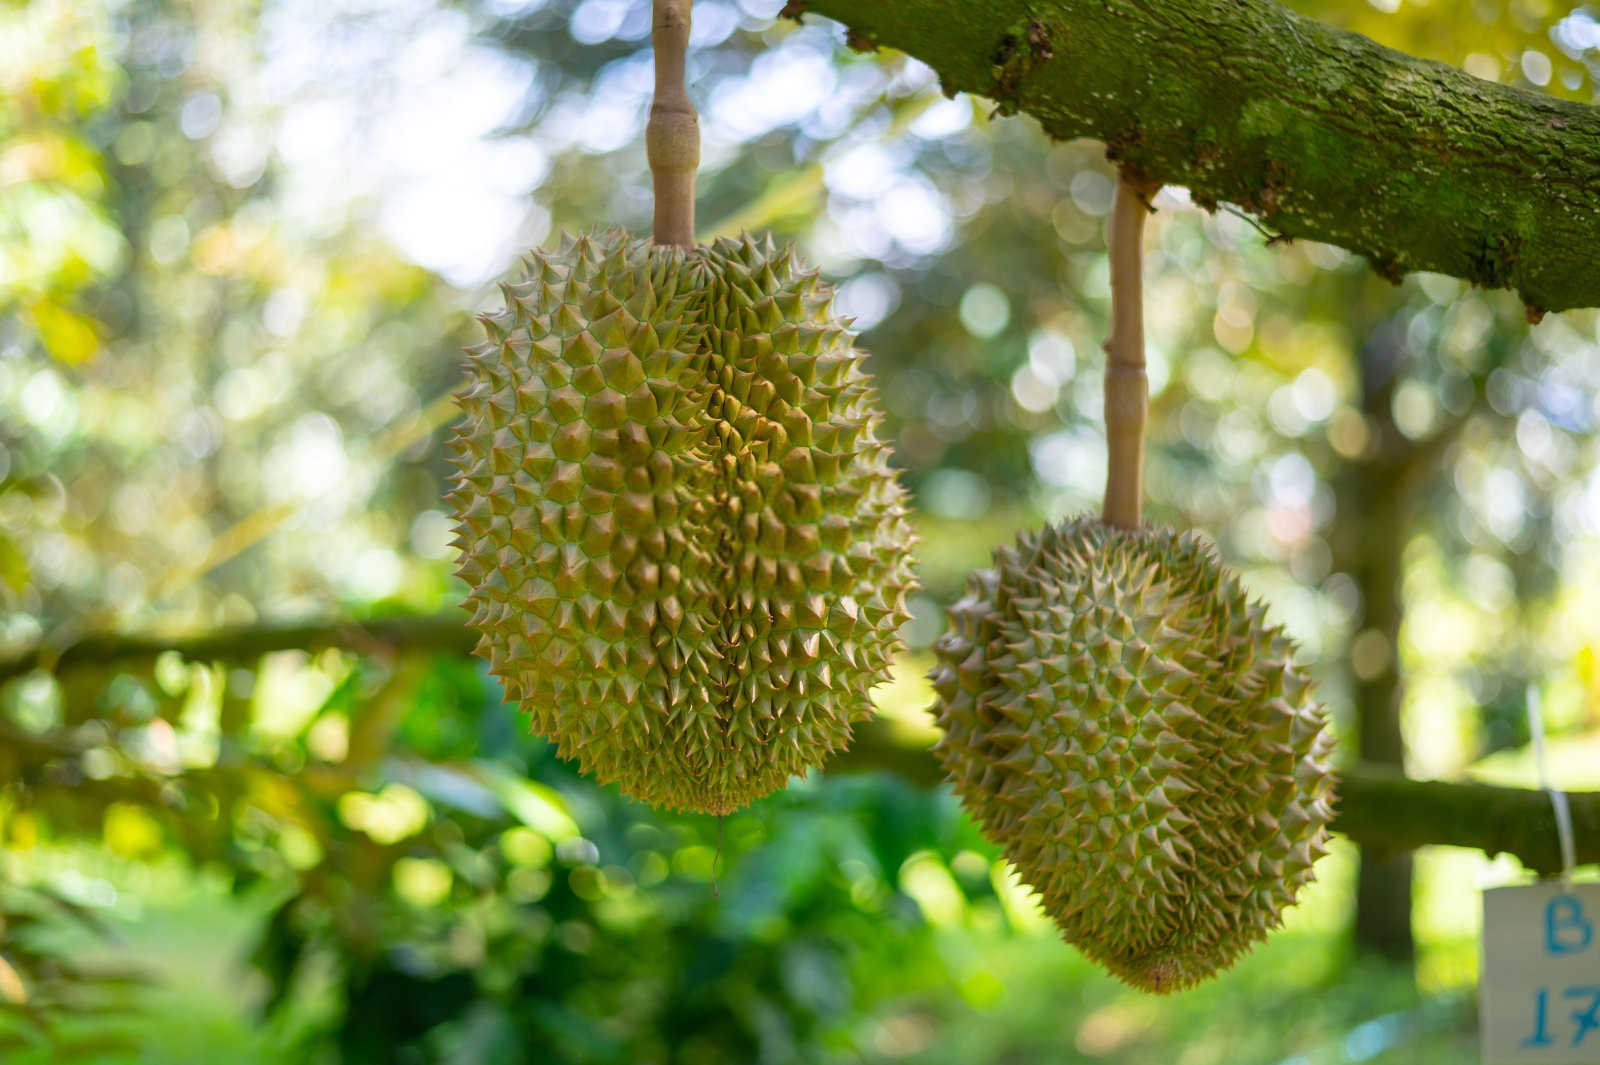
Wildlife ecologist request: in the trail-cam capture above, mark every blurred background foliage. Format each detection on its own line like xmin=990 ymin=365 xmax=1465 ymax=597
xmin=2 ymin=0 xmax=1599 ymax=1060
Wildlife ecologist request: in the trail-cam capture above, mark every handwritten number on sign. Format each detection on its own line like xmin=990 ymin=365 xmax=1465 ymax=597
xmin=1567 ymin=988 xmax=1600 ymax=1048
xmin=1524 ymin=988 xmax=1600 ymax=1049
xmin=1526 ymin=988 xmax=1553 ymax=1049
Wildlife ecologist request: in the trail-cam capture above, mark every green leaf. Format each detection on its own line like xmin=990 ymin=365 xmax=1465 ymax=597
xmin=469 ymin=762 xmax=579 ymax=842
xmin=0 ymin=533 xmax=28 ymax=597
xmin=23 ymin=300 xmax=99 ymax=365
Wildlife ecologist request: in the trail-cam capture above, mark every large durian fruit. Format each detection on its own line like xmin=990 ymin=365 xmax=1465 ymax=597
xmin=446 ymin=227 xmax=916 ymax=815
xmin=930 ymin=517 xmax=1336 ymax=992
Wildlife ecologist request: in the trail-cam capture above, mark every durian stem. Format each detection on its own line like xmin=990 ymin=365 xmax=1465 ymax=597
xmin=1101 ymin=176 xmax=1159 ymax=531
xmin=647 ymin=0 xmax=699 ymax=248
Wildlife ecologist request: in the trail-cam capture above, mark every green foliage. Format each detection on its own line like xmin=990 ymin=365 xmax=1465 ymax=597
xmin=4 ymin=636 xmax=980 ymax=1063
xmin=0 ymin=641 xmax=1483 ymax=1065
xmin=1288 ymin=0 xmax=1596 ymax=100
xmin=0 ymin=879 xmax=146 ymax=1061
xmin=0 ymin=0 xmax=123 ymax=367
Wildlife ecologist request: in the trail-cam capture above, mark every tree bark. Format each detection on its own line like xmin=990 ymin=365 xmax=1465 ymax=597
xmin=1349 ymin=491 xmax=1416 ymax=962
xmin=0 ymin=614 xmax=478 ymax=681
xmin=1328 ymin=318 xmax=1425 ymax=962
xmin=800 ymin=0 xmax=1600 ymax=314
xmin=5 ymin=613 xmax=1598 ymax=875
xmin=1341 ymin=455 xmax=1415 ymax=962
xmin=833 ymin=718 xmax=1600 ymax=879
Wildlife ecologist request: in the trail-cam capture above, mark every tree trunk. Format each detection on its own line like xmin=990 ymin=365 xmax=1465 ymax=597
xmin=800 ymin=0 xmax=1600 ymax=313
xmin=1334 ymin=317 xmax=1418 ymax=963
xmin=1348 ymin=477 xmax=1414 ymax=963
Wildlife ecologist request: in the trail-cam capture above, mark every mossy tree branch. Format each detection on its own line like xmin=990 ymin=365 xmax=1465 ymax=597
xmin=799 ymin=0 xmax=1600 ymax=314
xmin=0 ymin=614 xmax=479 ymax=682
xmin=5 ymin=614 xmax=1596 ymax=875
xmin=834 ymin=718 xmax=1600 ymax=878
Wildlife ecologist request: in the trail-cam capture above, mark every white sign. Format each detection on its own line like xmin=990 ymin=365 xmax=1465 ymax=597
xmin=1482 ymin=882 xmax=1600 ymax=1063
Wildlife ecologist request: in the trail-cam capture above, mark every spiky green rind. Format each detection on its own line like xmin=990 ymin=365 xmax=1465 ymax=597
xmin=446 ymin=228 xmax=916 ymax=814
xmin=930 ymin=517 xmax=1336 ymax=993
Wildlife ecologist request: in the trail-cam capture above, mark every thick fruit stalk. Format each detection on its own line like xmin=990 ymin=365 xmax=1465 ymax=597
xmin=1101 ymin=176 xmax=1158 ymax=530
xmin=646 ymin=0 xmax=698 ymax=248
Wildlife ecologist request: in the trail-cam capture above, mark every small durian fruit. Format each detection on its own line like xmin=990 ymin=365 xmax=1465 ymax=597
xmin=930 ymin=517 xmax=1336 ymax=992
xmin=446 ymin=227 xmax=915 ymax=814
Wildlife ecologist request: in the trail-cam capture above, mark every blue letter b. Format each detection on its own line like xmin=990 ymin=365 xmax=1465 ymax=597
xmin=1546 ymin=895 xmax=1594 ymax=956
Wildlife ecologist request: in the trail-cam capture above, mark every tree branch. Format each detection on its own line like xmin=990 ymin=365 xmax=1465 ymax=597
xmin=800 ymin=0 xmax=1600 ymax=313
xmin=834 ymin=717 xmax=1600 ymax=877
xmin=0 ymin=613 xmax=477 ymax=683
xmin=4 ymin=614 xmax=1595 ymax=874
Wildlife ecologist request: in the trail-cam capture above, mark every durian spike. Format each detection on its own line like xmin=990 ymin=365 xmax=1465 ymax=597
xmin=646 ymin=0 xmax=699 ymax=248
xmin=1101 ymin=176 xmax=1160 ymax=530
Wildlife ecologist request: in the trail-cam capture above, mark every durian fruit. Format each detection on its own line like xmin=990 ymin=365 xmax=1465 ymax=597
xmin=927 ymin=177 xmax=1335 ymax=992
xmin=446 ymin=227 xmax=916 ymax=815
xmin=930 ymin=517 xmax=1336 ymax=992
